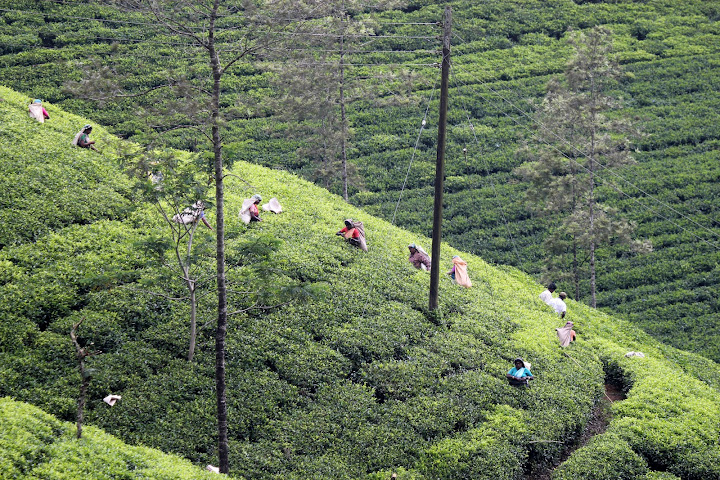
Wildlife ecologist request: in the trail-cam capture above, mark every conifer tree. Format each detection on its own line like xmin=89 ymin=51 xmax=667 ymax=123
xmin=265 ymin=0 xmax=410 ymax=201
xmin=515 ymin=27 xmax=650 ymax=306
xmin=65 ymin=0 xmax=322 ymax=473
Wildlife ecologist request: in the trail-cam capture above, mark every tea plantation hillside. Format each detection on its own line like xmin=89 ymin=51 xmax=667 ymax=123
xmin=0 ymin=87 xmax=135 ymax=247
xmin=0 ymin=0 xmax=719 ymax=363
xmin=0 ymin=398 xmax=226 ymax=479
xmin=1 ymin=86 xmax=720 ymax=479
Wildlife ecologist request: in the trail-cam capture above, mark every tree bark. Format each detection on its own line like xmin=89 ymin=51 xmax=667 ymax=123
xmin=188 ymin=286 xmax=197 ymax=362
xmin=207 ymin=0 xmax=229 ymax=473
xmin=182 ymin=225 xmax=198 ymax=362
xmin=70 ymin=319 xmax=99 ymax=440
xmin=589 ymin=75 xmax=597 ymax=308
xmin=339 ymin=30 xmax=349 ymax=201
xmin=76 ymin=376 xmax=89 ymax=439
xmin=573 ymin=235 xmax=580 ymax=300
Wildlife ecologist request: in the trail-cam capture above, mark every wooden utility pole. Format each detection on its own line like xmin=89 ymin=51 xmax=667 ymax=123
xmin=429 ymin=6 xmax=451 ymax=311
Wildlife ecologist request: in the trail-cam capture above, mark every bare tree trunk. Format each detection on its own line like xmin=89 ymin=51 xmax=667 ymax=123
xmin=573 ymin=235 xmax=580 ymax=300
xmin=188 ymin=286 xmax=197 ymax=362
xmin=589 ymin=153 xmax=597 ymax=308
xmin=589 ymin=76 xmax=597 ymax=308
xmin=590 ymin=236 xmax=596 ymax=307
xmin=182 ymin=226 xmax=198 ymax=362
xmin=207 ymin=1 xmax=229 ymax=473
xmin=339 ymin=31 xmax=349 ymax=201
xmin=76 ymin=376 xmax=89 ymax=439
xmin=571 ymin=159 xmax=580 ymax=300
xmin=70 ymin=319 xmax=100 ymax=440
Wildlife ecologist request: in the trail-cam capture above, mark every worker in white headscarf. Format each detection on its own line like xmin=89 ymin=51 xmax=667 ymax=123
xmin=239 ymin=194 xmax=263 ymax=224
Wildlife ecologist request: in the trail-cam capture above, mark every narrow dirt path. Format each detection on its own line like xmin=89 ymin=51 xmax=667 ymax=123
xmin=523 ymin=382 xmax=625 ymax=480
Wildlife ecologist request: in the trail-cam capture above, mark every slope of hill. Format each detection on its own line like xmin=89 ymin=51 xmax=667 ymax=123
xmin=0 ymin=0 xmax=718 ymax=364
xmin=0 ymin=397 xmax=225 ymax=479
xmin=0 ymin=87 xmax=134 ymax=247
xmin=1 ymin=86 xmax=720 ymax=479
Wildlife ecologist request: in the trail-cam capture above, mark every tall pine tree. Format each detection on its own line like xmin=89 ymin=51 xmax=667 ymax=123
xmin=65 ymin=0 xmax=325 ymax=472
xmin=516 ymin=26 xmax=650 ymax=306
xmin=264 ymin=0 xmax=412 ymax=200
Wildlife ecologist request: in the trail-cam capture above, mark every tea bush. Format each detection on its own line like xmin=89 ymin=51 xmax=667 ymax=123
xmin=0 ymin=86 xmax=135 ymax=247
xmin=2 ymin=0 xmax=720 ymax=365
xmin=0 ymin=397 xmax=229 ymax=479
xmin=1 ymin=9 xmax=720 ymax=474
xmin=552 ymin=433 xmax=648 ymax=480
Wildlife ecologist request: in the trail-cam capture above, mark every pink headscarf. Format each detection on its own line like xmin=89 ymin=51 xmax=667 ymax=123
xmin=556 ymin=321 xmax=575 ymax=347
xmin=452 ymin=256 xmax=472 ymax=288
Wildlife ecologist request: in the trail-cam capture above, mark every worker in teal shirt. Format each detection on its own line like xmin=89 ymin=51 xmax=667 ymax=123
xmin=506 ymin=358 xmax=534 ymax=386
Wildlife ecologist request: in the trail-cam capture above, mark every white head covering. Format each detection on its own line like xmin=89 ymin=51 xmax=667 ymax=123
xmin=103 ymin=394 xmax=121 ymax=407
xmin=262 ymin=197 xmax=282 ymax=213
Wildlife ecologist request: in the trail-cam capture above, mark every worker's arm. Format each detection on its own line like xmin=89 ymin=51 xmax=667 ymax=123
xmin=77 ymin=135 xmax=97 ymax=150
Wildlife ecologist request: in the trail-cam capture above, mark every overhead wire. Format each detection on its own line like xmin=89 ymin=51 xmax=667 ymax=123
xmin=0 ymin=6 xmax=440 ymax=30
xmin=450 ymin=31 xmax=720 ymax=243
xmin=450 ymin=31 xmax=719 ymax=249
xmin=449 ymin=64 xmax=525 ymax=266
xmin=0 ymin=2 xmax=443 ymax=56
xmin=451 ymin=63 xmax=719 ymax=251
xmin=264 ymin=46 xmax=440 ymax=55
xmin=263 ymin=60 xmax=438 ymax=67
xmin=391 ymin=79 xmax=439 ymax=225
xmin=0 ymin=34 xmax=438 ymax=55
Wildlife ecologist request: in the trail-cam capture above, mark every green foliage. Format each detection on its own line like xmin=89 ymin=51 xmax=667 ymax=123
xmin=0 ymin=397 xmax=228 ymax=479
xmin=418 ymin=404 xmax=528 ymax=480
xmin=0 ymin=0 xmax=720 ymax=476
xmin=2 ymin=97 xmax=718 ymax=478
xmin=0 ymin=86 xmax=136 ymax=247
xmin=552 ymin=433 xmax=648 ymax=480
xmin=645 ymin=472 xmax=680 ymax=480
xmin=1 ymin=0 xmax=719 ymax=364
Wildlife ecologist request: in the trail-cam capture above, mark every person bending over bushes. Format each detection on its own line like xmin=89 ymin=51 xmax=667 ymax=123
xmin=336 ymin=219 xmax=367 ymax=251
xmin=548 ymin=291 xmax=568 ymax=318
xmin=408 ymin=243 xmax=431 ymax=271
xmin=72 ymin=124 xmax=98 ymax=152
xmin=506 ymin=358 xmax=534 ymax=386
xmin=556 ymin=321 xmax=577 ymax=347
xmin=447 ymin=255 xmax=472 ymax=287
xmin=28 ymin=99 xmax=50 ymax=123
xmin=239 ymin=194 xmax=263 ymax=224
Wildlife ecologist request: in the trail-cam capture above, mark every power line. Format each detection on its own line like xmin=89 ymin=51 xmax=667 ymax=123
xmin=448 ymin=33 xmax=720 ymax=244
xmin=392 ymin=80 xmax=439 ymax=225
xmin=261 ymin=60 xmax=439 ymax=68
xmin=449 ymin=65 xmax=525 ymax=265
xmin=0 ymin=7 xmax=181 ymax=28
xmin=267 ymin=30 xmax=438 ymax=40
xmin=451 ymin=63 xmax=720 ymax=250
xmin=264 ymin=46 xmax=440 ymax=55
xmin=0 ymin=6 xmax=440 ymax=30
xmin=3 ymin=31 xmax=437 ymax=51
